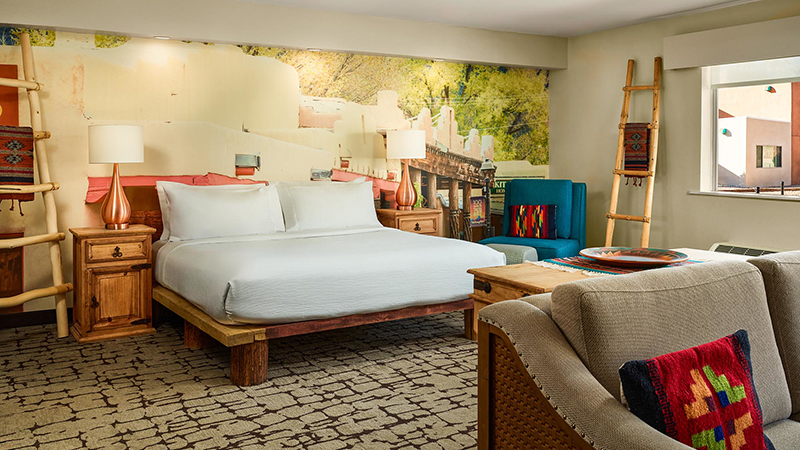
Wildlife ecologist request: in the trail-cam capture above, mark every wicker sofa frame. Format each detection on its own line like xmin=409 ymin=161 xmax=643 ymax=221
xmin=478 ymin=320 xmax=594 ymax=450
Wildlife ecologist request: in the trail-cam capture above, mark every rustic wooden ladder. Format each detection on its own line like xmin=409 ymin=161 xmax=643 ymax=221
xmin=605 ymin=57 xmax=662 ymax=247
xmin=0 ymin=32 xmax=73 ymax=337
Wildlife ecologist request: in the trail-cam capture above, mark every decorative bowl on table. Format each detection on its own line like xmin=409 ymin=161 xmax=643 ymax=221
xmin=579 ymin=247 xmax=689 ymax=267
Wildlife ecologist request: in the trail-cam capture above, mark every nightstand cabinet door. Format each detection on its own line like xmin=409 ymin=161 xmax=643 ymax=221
xmin=69 ymin=225 xmax=157 ymax=343
xmin=86 ymin=266 xmax=149 ymax=332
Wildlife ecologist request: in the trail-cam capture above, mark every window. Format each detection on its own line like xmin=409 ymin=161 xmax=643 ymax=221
xmin=756 ymin=145 xmax=782 ymax=168
xmin=708 ymin=56 xmax=800 ymax=197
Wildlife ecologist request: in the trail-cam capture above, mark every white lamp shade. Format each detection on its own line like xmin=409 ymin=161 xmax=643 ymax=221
xmin=88 ymin=125 xmax=144 ymax=164
xmin=387 ymin=130 xmax=426 ymax=160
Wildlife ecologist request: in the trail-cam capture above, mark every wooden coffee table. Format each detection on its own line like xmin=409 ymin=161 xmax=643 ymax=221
xmin=467 ymin=248 xmax=749 ymax=338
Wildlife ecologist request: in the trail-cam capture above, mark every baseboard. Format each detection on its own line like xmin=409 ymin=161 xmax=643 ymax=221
xmin=0 ymin=308 xmax=73 ymax=329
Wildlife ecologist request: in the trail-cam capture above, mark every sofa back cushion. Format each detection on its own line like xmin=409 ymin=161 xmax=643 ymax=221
xmin=749 ymin=251 xmax=800 ymax=415
xmin=502 ymin=179 xmax=572 ymax=239
xmin=550 ymin=260 xmax=791 ymax=425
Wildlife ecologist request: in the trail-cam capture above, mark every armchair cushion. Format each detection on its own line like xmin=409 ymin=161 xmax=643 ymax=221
xmin=550 ymin=260 xmax=791 ymax=425
xmin=749 ymin=251 xmax=800 ymax=415
xmin=479 ymin=236 xmax=580 ymax=260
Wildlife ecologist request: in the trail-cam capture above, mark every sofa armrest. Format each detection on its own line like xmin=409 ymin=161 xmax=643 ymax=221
xmin=478 ymin=300 xmax=692 ymax=450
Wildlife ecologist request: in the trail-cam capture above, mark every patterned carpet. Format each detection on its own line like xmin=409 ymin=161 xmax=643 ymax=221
xmin=0 ymin=313 xmax=478 ymax=450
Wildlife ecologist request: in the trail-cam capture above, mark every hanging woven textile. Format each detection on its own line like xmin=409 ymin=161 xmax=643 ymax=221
xmin=623 ymin=122 xmax=650 ymax=187
xmin=0 ymin=125 xmax=35 ymax=215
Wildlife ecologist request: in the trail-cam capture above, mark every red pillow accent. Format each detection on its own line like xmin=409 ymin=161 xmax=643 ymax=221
xmin=620 ymin=330 xmax=772 ymax=450
xmin=506 ymin=204 xmax=557 ymax=239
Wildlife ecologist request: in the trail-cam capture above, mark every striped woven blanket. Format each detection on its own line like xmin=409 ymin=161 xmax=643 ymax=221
xmin=535 ymin=256 xmax=699 ymax=276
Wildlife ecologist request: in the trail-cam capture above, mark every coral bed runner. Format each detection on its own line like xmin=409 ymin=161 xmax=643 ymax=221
xmin=533 ymin=256 xmax=700 ymax=276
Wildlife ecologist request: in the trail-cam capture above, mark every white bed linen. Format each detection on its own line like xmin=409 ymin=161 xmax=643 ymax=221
xmin=155 ymin=227 xmax=505 ymax=325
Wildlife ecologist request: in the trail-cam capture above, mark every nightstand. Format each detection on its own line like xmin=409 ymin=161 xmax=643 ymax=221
xmin=376 ymin=208 xmax=442 ymax=236
xmin=69 ymin=225 xmax=157 ymax=343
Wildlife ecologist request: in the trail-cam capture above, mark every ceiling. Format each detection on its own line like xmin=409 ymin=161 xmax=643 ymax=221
xmin=237 ymin=0 xmax=759 ymax=37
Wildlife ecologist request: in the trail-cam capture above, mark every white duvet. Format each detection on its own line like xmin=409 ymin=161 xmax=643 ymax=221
xmin=154 ymin=226 xmax=505 ymax=325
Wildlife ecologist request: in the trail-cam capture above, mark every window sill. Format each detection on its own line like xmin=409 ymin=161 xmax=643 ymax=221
xmin=688 ymin=191 xmax=800 ymax=202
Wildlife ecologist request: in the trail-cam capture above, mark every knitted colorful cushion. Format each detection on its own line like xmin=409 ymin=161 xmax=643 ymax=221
xmin=619 ymin=330 xmax=774 ymax=450
xmin=506 ymin=204 xmax=557 ymax=239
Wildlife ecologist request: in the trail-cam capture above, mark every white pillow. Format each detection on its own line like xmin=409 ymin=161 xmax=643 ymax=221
xmin=156 ymin=181 xmax=284 ymax=241
xmin=279 ymin=181 xmax=380 ymax=231
xmin=157 ymin=182 xmax=268 ymax=241
xmin=274 ymin=178 xmax=367 ymax=231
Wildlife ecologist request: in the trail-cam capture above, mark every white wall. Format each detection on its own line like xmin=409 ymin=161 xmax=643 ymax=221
xmin=745 ymin=118 xmax=792 ymax=187
xmin=718 ymin=117 xmax=747 ymax=178
xmin=550 ymin=0 xmax=800 ymax=251
xmin=1 ymin=0 xmax=567 ymax=69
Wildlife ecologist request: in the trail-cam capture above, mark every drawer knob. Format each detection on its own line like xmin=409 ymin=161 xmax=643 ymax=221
xmin=112 ymin=246 xmax=123 ymax=258
xmin=414 ymin=223 xmax=421 ymax=231
xmin=474 ymin=280 xmax=492 ymax=294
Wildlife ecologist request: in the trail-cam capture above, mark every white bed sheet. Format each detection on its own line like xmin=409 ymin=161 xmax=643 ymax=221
xmin=154 ymin=227 xmax=505 ymax=325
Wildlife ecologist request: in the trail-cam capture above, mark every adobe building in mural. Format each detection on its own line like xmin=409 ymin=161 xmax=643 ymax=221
xmin=717 ymin=82 xmax=800 ymax=188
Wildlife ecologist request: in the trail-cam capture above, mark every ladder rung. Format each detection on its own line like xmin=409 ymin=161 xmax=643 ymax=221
xmin=0 ymin=233 xmax=65 ymax=250
xmin=0 ymin=77 xmax=42 ymax=91
xmin=34 ymin=131 xmax=50 ymax=139
xmin=623 ymin=85 xmax=656 ymax=91
xmin=618 ymin=123 xmax=654 ymax=129
xmin=0 ymin=283 xmax=73 ymax=309
xmin=606 ymin=213 xmax=651 ymax=223
xmin=0 ymin=182 xmax=59 ymax=194
xmin=613 ymin=169 xmax=653 ymax=177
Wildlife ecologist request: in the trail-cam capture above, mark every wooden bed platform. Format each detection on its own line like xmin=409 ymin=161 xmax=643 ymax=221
xmin=153 ymin=285 xmax=475 ymax=386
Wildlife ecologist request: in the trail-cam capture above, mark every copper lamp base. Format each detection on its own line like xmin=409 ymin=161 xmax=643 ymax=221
xmin=101 ymin=163 xmax=132 ymax=230
xmin=395 ymin=159 xmax=417 ymax=210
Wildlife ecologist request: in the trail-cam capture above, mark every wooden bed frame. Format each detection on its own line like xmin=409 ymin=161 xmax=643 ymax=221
xmin=153 ymin=285 xmax=475 ymax=386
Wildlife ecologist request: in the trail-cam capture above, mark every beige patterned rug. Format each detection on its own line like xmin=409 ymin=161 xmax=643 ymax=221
xmin=0 ymin=313 xmax=477 ymax=450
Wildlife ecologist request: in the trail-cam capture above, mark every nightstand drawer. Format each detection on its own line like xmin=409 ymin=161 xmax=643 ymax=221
xmin=87 ymin=237 xmax=148 ymax=263
xmin=397 ymin=217 xmax=437 ymax=234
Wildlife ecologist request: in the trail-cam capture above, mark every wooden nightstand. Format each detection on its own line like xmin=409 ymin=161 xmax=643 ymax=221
xmin=69 ymin=225 xmax=157 ymax=343
xmin=376 ymin=208 xmax=442 ymax=236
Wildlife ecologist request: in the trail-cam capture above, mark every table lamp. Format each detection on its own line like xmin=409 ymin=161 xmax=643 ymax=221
xmin=88 ymin=124 xmax=144 ymax=229
xmin=387 ymin=130 xmax=426 ymax=210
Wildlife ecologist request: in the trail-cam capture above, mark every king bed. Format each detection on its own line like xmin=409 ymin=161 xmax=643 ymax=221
xmin=150 ymin=179 xmax=505 ymax=385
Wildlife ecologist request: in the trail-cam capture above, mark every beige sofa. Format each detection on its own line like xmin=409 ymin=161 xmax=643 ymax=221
xmin=477 ymin=252 xmax=800 ymax=450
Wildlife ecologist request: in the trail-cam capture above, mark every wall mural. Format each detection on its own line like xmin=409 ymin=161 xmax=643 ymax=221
xmin=240 ymin=46 xmax=550 ymax=166
xmin=0 ymin=27 xmax=549 ymax=183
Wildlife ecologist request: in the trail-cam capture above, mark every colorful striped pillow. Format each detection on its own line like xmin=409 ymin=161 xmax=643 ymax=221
xmin=506 ymin=204 xmax=557 ymax=239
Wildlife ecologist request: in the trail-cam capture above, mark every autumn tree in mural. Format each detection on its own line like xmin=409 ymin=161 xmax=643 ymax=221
xmin=241 ymin=46 xmax=550 ymax=165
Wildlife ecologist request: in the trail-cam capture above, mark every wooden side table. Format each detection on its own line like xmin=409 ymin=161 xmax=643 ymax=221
xmin=69 ymin=225 xmax=157 ymax=343
xmin=376 ymin=208 xmax=443 ymax=236
xmin=467 ymin=263 xmax=591 ymax=339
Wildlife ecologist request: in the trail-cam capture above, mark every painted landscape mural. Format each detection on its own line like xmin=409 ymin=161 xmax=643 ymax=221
xmin=0 ymin=27 xmax=549 ymax=182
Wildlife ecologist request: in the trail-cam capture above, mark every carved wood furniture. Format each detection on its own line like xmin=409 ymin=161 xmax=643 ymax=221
xmin=376 ymin=208 xmax=443 ymax=236
xmin=70 ymin=225 xmax=156 ymax=343
xmin=153 ymin=285 xmax=474 ymax=386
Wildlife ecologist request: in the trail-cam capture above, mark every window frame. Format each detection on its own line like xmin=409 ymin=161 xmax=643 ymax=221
xmin=709 ymin=71 xmax=800 ymax=195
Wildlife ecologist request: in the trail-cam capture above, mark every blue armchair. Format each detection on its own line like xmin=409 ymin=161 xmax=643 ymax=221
xmin=480 ymin=179 xmax=586 ymax=260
